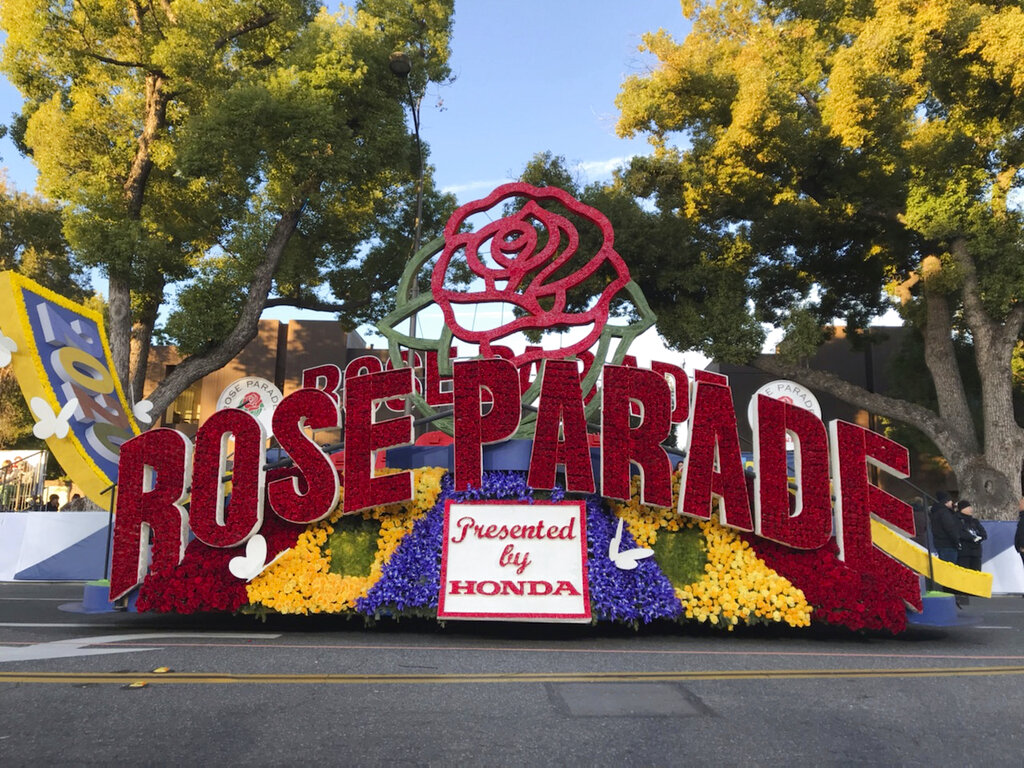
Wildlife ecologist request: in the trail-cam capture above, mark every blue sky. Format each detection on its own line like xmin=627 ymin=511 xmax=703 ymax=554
xmin=423 ymin=1 xmax=690 ymax=200
xmin=1 ymin=2 xmax=692 ymax=198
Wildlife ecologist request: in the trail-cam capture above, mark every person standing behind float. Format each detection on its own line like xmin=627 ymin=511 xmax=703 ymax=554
xmin=955 ymin=499 xmax=987 ymax=608
xmin=955 ymin=500 xmax=986 ymax=570
xmin=929 ymin=491 xmax=960 ymax=564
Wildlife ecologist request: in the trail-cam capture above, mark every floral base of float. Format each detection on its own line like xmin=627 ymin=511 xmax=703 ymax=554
xmin=108 ymin=183 xmax=939 ymax=634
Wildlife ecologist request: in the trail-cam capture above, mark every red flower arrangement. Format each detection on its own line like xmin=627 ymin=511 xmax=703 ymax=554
xmin=190 ymin=408 xmax=265 ymax=547
xmin=109 ymin=428 xmax=191 ymax=600
xmin=136 ymin=501 xmax=301 ymax=614
xmin=746 ymin=534 xmax=910 ymax=633
xmin=431 ymin=183 xmax=631 ymax=369
xmin=829 ymin=420 xmax=921 ymax=614
xmin=681 ymin=379 xmax=751 ymax=529
xmin=268 ymin=388 xmax=340 ymax=524
xmin=601 ymin=364 xmax=673 ymax=507
xmin=343 ymin=367 xmax=414 ymax=512
xmin=452 ymin=358 xmax=521 ymax=491
xmin=527 ymin=359 xmax=594 ymax=493
xmin=752 ymin=395 xmax=831 ymax=550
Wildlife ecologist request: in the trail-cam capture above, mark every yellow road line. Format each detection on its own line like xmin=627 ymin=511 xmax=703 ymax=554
xmin=2 ymin=666 xmax=1023 ymax=685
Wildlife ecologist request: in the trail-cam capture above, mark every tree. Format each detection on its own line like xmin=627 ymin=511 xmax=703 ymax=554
xmin=1 ymin=0 xmax=454 ymax=416
xmin=615 ymin=0 xmax=1024 ymax=518
xmin=0 ymin=176 xmax=95 ymax=448
xmin=514 ymin=152 xmax=759 ymax=356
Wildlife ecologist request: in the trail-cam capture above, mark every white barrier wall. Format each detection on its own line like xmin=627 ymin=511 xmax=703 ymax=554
xmin=0 ymin=512 xmax=110 ymax=581
xmin=1 ymin=512 xmax=1021 ymax=592
xmin=981 ymin=521 xmax=1024 ymax=595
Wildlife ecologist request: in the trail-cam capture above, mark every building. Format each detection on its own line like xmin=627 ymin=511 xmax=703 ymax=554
xmin=143 ymin=320 xmax=377 ymax=437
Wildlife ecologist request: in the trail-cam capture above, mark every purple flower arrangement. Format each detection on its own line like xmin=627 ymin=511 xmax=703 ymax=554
xmin=584 ymin=494 xmax=682 ymax=624
xmin=358 ymin=470 xmax=681 ymax=625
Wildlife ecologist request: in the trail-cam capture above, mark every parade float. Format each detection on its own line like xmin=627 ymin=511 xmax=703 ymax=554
xmin=0 ymin=184 xmax=993 ymax=631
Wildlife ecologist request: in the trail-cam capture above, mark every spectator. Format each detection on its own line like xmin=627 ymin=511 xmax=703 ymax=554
xmin=0 ymin=459 xmax=12 ymax=510
xmin=45 ymin=494 xmax=61 ymax=511
xmin=955 ymin=499 xmax=987 ymax=608
xmin=929 ymin=491 xmax=959 ymax=564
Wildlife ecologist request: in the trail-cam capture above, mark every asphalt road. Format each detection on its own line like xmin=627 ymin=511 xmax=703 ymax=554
xmin=1 ymin=582 xmax=1022 ymax=766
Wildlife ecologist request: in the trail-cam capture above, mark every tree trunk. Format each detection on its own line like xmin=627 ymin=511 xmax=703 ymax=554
xmin=129 ymin=277 xmax=165 ymax=404
xmin=143 ymin=206 xmax=305 ymax=416
xmin=111 ymin=72 xmax=168 ymax=398
xmin=107 ymin=272 xmax=133 ymax=398
xmin=952 ymin=453 xmax=1023 ymax=521
xmin=949 ymin=238 xmax=1024 ymax=518
xmin=919 ymin=257 xmax=977 ymax=453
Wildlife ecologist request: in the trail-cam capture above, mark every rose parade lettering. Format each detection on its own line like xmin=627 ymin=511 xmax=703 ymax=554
xmin=108 ymin=354 xmax=917 ymax=613
xmin=98 ymin=182 xmax=950 ymax=630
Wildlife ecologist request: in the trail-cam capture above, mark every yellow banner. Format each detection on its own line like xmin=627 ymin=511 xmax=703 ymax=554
xmin=871 ymin=519 xmax=992 ymax=598
xmin=0 ymin=272 xmax=140 ymax=505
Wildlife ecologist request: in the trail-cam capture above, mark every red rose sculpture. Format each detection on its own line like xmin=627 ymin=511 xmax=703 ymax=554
xmin=431 ymin=183 xmax=631 ymax=368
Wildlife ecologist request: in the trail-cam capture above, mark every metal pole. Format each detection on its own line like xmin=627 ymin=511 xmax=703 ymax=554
xmin=101 ymin=483 xmax=116 ymax=580
xmin=390 ymin=52 xmax=426 ymax=432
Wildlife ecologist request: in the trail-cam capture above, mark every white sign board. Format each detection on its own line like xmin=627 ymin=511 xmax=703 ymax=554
xmin=437 ymin=501 xmax=591 ymax=622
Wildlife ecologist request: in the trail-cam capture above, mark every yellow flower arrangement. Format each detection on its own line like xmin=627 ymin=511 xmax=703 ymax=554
xmin=609 ymin=471 xmax=685 ymax=548
xmin=610 ymin=472 xmax=811 ymax=630
xmin=676 ymin=516 xmax=812 ymax=630
xmin=246 ymin=466 xmax=446 ymax=614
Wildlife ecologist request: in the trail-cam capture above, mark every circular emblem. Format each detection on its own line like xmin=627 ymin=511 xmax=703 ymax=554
xmin=216 ymin=377 xmax=283 ymax=434
xmin=747 ymin=380 xmax=823 ymax=450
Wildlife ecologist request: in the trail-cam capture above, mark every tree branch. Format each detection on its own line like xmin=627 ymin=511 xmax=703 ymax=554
xmin=158 ymin=0 xmax=178 ymax=25
xmin=919 ymin=256 xmax=978 ymax=453
xmin=1003 ymin=303 xmax=1024 ymax=347
xmin=751 ymin=354 xmax=973 ymax=466
xmin=263 ymin=295 xmax=372 ymax=314
xmin=145 ymin=206 xmax=304 ymax=416
xmin=213 ymin=11 xmax=279 ymax=51
xmin=75 ymin=49 xmax=152 ymax=70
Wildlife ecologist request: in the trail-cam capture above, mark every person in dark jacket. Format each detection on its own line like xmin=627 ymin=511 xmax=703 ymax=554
xmin=929 ymin=491 xmax=960 ymax=563
xmin=955 ymin=499 xmax=987 ymax=608
xmin=955 ymin=499 xmax=986 ymax=571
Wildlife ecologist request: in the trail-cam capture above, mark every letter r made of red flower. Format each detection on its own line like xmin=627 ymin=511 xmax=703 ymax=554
xmin=431 ymin=183 xmax=631 ymax=368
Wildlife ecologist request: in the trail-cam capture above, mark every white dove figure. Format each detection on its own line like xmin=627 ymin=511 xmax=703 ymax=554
xmin=29 ymin=396 xmax=79 ymax=440
xmin=132 ymin=399 xmax=154 ymax=425
xmin=608 ymin=517 xmax=655 ymax=570
xmin=228 ymin=534 xmax=289 ymax=582
xmin=0 ymin=332 xmax=17 ymax=368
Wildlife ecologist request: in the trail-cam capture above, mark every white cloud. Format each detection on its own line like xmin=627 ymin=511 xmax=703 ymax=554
xmin=441 ymin=155 xmax=636 ymax=199
xmin=576 ymin=156 xmax=632 ymax=181
xmin=441 ymin=177 xmax=514 ymax=196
